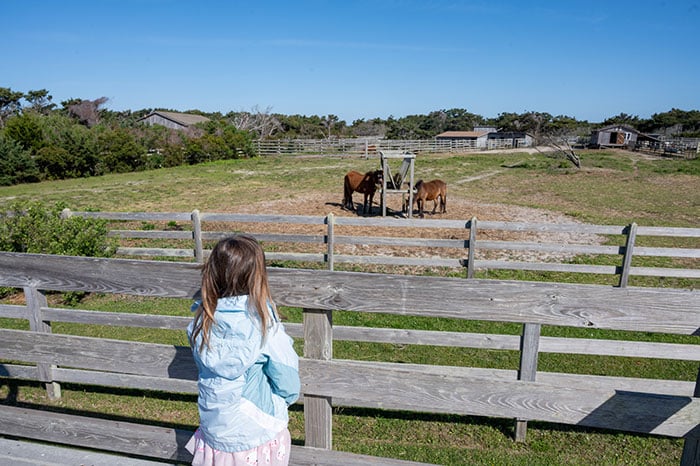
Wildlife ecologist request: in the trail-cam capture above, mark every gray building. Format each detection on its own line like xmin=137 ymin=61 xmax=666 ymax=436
xmin=138 ymin=111 xmax=210 ymax=131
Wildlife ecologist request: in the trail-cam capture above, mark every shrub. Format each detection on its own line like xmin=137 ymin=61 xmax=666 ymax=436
xmin=0 ymin=201 xmax=116 ymax=257
xmin=0 ymin=134 xmax=40 ymax=185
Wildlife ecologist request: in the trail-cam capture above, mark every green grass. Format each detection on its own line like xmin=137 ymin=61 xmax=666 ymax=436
xmin=1 ymin=149 xmax=698 ymax=465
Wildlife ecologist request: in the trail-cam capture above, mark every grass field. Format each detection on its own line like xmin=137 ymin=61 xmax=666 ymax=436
xmin=0 ymin=148 xmax=698 ymax=465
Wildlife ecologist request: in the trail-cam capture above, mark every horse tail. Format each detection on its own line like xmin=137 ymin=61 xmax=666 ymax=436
xmin=343 ymin=174 xmax=353 ymax=210
xmin=441 ymin=181 xmax=447 ymax=212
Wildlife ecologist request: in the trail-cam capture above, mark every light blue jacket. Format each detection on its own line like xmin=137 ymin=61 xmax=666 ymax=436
xmin=187 ymin=295 xmax=300 ymax=452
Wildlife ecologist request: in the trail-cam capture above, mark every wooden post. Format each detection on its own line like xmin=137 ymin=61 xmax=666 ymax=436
xmin=466 ymin=217 xmax=477 ymax=279
xmin=25 ymin=286 xmax=61 ymax=400
xmin=191 ymin=209 xmax=203 ymax=263
xmin=618 ymin=222 xmax=637 ymax=288
xmin=680 ymin=366 xmax=700 ymax=466
xmin=407 ymin=155 xmax=414 ymax=219
xmin=303 ymin=308 xmax=333 ymax=449
xmin=326 ymin=213 xmax=335 ymax=271
xmin=381 ymin=156 xmax=388 ymax=217
xmin=514 ymin=323 xmax=541 ymax=442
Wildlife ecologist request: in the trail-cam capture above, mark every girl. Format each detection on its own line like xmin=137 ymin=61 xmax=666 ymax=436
xmin=186 ymin=235 xmax=300 ymax=466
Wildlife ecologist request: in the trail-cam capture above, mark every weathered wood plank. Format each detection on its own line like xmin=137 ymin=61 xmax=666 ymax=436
xmin=0 ymin=406 xmax=434 ymax=466
xmin=285 ymin=324 xmax=700 ymax=361
xmin=0 ymin=252 xmax=201 ymax=298
xmin=42 ymin=308 xmax=192 ymax=330
xmin=73 ymin=211 xmax=191 ymax=221
xmin=0 ymin=253 xmax=697 ymax=334
xmin=117 ymin=247 xmax=195 ymax=257
xmin=0 ymin=303 xmax=27 ymax=319
xmin=0 ymin=405 xmax=194 ymax=461
xmin=201 ymin=231 xmax=326 ymax=244
xmin=200 ymin=213 xmax=326 ymax=224
xmin=300 ymin=360 xmax=700 ymax=439
xmin=0 ymin=329 xmax=197 ymax=379
xmin=108 ymin=230 xmax=193 ymax=239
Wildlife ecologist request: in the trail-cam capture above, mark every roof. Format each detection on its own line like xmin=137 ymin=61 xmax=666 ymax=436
xmin=595 ymin=124 xmax=661 ymax=142
xmin=435 ymin=131 xmax=489 ymax=138
xmin=138 ymin=111 xmax=210 ymax=127
xmin=596 ymin=124 xmax=642 ymax=134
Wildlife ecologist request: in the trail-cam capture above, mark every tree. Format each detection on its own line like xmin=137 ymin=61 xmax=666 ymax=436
xmin=97 ymin=128 xmax=147 ymax=173
xmin=24 ymin=89 xmax=56 ymax=114
xmin=0 ymin=87 xmax=24 ymax=127
xmin=601 ymin=112 xmax=641 ymax=127
xmin=3 ymin=114 xmax=44 ymax=152
xmin=229 ymin=106 xmax=282 ymax=139
xmin=322 ymin=114 xmax=339 ymax=138
xmin=65 ymin=97 xmax=109 ymax=127
xmin=0 ymin=134 xmax=40 ymax=185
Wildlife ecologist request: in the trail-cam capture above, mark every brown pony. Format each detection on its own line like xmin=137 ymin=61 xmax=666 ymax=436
xmin=343 ymin=170 xmax=383 ymax=215
xmin=408 ymin=179 xmax=447 ymax=218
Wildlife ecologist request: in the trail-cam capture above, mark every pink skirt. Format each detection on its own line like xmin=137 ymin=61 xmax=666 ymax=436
xmin=185 ymin=428 xmax=291 ymax=466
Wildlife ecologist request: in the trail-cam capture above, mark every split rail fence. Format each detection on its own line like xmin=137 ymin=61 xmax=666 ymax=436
xmin=0 ymin=252 xmax=698 ymax=464
xmin=64 ymin=209 xmax=700 ymax=285
xmin=253 ymin=137 xmax=530 ymax=156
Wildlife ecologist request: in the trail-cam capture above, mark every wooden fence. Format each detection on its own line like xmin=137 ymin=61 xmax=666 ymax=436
xmin=64 ymin=209 xmax=700 ymax=285
xmin=0 ymin=251 xmax=699 ymax=464
xmin=253 ymin=137 xmax=530 ymax=156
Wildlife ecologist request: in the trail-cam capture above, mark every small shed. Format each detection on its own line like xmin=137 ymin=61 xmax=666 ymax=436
xmin=487 ymin=131 xmax=533 ymax=148
xmin=435 ymin=130 xmax=489 ymax=149
xmin=138 ymin=111 xmax=210 ymax=131
xmin=589 ymin=124 xmax=660 ymax=149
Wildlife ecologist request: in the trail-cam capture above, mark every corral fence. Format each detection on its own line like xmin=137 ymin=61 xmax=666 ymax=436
xmin=0 ymin=252 xmax=698 ymax=464
xmin=253 ymin=137 xmax=530 ymax=156
xmin=63 ymin=209 xmax=700 ymax=286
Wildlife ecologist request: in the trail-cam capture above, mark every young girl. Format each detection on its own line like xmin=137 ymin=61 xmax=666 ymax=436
xmin=186 ymin=235 xmax=300 ymax=466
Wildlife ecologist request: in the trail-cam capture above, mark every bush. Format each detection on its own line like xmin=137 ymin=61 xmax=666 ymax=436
xmin=0 ymin=201 xmax=116 ymax=257
xmin=0 ymin=134 xmax=40 ymax=185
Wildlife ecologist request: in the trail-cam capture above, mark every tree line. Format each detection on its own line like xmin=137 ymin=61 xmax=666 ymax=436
xmin=1 ymin=86 xmax=699 ymax=186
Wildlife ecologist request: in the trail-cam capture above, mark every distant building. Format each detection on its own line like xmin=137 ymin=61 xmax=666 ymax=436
xmin=138 ymin=111 xmax=210 ymax=131
xmin=435 ymin=129 xmax=532 ymax=149
xmin=435 ymin=130 xmax=490 ymax=148
xmin=589 ymin=124 xmax=660 ymax=149
xmin=486 ymin=131 xmax=532 ymax=148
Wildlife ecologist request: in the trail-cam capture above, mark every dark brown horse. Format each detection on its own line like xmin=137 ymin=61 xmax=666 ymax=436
xmin=343 ymin=170 xmax=383 ymax=215
xmin=408 ymin=179 xmax=447 ymax=218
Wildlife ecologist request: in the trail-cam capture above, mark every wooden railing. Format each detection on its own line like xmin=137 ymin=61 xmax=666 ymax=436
xmin=0 ymin=252 xmax=698 ymax=464
xmin=252 ymin=137 xmax=531 ymax=156
xmin=64 ymin=209 xmax=700 ymax=285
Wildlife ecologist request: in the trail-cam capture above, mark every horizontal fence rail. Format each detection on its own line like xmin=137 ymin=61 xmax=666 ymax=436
xmin=0 ymin=252 xmax=698 ymax=465
xmin=252 ymin=138 xmax=532 ymax=156
xmin=64 ymin=209 xmax=700 ymax=285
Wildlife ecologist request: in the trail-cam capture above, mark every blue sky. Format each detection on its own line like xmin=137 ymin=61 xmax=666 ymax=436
xmin=4 ymin=0 xmax=699 ymax=123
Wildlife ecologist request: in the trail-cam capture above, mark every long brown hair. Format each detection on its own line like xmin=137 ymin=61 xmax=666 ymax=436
xmin=190 ymin=235 xmax=275 ymax=352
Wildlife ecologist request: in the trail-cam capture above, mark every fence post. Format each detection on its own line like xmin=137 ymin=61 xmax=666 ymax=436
xmin=303 ymin=308 xmax=333 ymax=449
xmin=466 ymin=217 xmax=477 ymax=279
xmin=191 ymin=209 xmax=204 ymax=263
xmin=514 ymin=323 xmax=541 ymax=442
xmin=680 ymin=366 xmax=700 ymax=466
xmin=325 ymin=213 xmax=335 ymax=271
xmin=618 ymin=222 xmax=637 ymax=288
xmin=25 ymin=286 xmax=61 ymax=400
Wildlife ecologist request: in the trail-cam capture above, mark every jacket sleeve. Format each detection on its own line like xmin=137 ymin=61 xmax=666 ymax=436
xmin=263 ymin=323 xmax=300 ymax=405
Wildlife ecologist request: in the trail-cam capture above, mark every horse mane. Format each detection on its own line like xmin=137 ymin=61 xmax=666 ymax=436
xmin=414 ymin=179 xmax=424 ymax=189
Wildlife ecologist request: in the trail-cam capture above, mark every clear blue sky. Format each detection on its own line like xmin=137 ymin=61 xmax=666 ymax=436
xmin=4 ymin=0 xmax=699 ymax=124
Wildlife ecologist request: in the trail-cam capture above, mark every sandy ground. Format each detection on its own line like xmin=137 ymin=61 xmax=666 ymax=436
xmin=232 ymin=191 xmax=604 ymax=262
